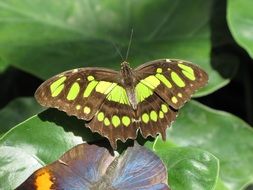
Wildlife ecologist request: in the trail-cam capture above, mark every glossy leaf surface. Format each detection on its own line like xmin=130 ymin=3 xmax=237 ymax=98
xmin=0 ymin=0 xmax=233 ymax=96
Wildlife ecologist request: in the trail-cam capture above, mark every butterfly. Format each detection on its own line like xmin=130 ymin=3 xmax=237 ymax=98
xmin=35 ymin=59 xmax=208 ymax=149
xmin=16 ymin=143 xmax=169 ymax=190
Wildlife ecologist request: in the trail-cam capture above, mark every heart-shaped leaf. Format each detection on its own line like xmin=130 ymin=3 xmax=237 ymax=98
xmin=146 ymin=141 xmax=219 ymax=190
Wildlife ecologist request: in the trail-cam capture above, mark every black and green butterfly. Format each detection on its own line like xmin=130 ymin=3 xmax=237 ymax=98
xmin=35 ymin=59 xmax=208 ymax=149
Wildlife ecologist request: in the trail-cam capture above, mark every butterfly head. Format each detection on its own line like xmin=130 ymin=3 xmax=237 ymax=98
xmin=120 ymin=61 xmax=133 ymax=81
xmin=120 ymin=61 xmax=130 ymax=68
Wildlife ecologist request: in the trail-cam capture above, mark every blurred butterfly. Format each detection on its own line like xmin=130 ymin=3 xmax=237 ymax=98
xmin=16 ymin=143 xmax=169 ymax=190
xmin=35 ymin=59 xmax=208 ymax=149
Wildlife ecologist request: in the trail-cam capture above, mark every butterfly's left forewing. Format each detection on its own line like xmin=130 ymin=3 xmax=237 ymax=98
xmin=35 ymin=68 xmax=119 ymax=121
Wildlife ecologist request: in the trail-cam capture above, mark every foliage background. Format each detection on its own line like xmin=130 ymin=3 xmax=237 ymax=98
xmin=0 ymin=0 xmax=253 ymax=190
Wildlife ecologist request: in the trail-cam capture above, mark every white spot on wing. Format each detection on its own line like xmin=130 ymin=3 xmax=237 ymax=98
xmin=132 ymin=118 xmax=141 ymax=123
xmin=58 ymin=159 xmax=68 ymax=166
xmin=72 ymin=69 xmax=78 ymax=73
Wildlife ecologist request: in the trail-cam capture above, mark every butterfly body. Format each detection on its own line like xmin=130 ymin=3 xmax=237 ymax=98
xmin=35 ymin=59 xmax=208 ymax=149
xmin=120 ymin=61 xmax=138 ymax=110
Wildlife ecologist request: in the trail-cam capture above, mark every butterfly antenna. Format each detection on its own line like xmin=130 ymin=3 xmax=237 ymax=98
xmin=112 ymin=42 xmax=124 ymax=62
xmin=125 ymin=29 xmax=134 ymax=61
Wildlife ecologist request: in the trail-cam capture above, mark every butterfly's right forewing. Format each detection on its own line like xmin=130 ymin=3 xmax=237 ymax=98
xmin=134 ymin=59 xmax=208 ymax=109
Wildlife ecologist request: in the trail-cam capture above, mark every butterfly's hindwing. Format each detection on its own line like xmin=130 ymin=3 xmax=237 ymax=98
xmin=88 ymin=93 xmax=138 ymax=149
xmin=136 ymin=91 xmax=177 ymax=140
xmin=134 ymin=59 xmax=208 ymax=109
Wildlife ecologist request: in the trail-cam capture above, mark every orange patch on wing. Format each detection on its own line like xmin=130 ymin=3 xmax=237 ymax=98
xmin=35 ymin=169 xmax=53 ymax=190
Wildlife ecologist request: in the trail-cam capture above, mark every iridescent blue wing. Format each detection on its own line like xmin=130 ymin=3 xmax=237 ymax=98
xmin=16 ymin=143 xmax=169 ymax=190
xmin=110 ymin=143 xmax=169 ymax=190
xmin=16 ymin=143 xmax=114 ymax=190
xmin=139 ymin=184 xmax=170 ymax=190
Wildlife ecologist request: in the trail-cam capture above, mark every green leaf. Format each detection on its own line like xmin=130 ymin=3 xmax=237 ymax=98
xmin=146 ymin=141 xmax=219 ymax=190
xmin=227 ymin=0 xmax=253 ymax=58
xmin=0 ymin=97 xmax=44 ymax=137
xmin=0 ymin=110 xmax=85 ymax=164
xmin=154 ymin=101 xmax=253 ymax=190
xmin=0 ymin=0 xmax=232 ymax=96
xmin=0 ymin=146 xmax=43 ymax=190
xmin=214 ymin=178 xmax=229 ymax=190
xmin=0 ymin=56 xmax=8 ymax=73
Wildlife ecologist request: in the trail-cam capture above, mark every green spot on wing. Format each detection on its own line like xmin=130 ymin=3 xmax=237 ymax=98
xmin=161 ymin=104 xmax=168 ymax=113
xmin=171 ymin=72 xmax=185 ymax=87
xmin=83 ymin=80 xmax=98 ymax=97
xmin=159 ymin=111 xmax=164 ymax=119
xmin=141 ymin=75 xmax=160 ymax=89
xmin=155 ymin=73 xmax=172 ymax=88
xmin=76 ymin=105 xmax=81 ymax=110
xmin=182 ymin=70 xmax=196 ymax=81
xmin=107 ymin=85 xmax=130 ymax=105
xmin=97 ymin=112 xmax=104 ymax=122
xmin=178 ymin=63 xmax=194 ymax=74
xmin=178 ymin=63 xmax=196 ymax=81
xmin=172 ymin=96 xmax=178 ymax=103
xmin=52 ymin=84 xmax=64 ymax=97
xmin=83 ymin=106 xmax=91 ymax=114
xmin=156 ymin=68 xmax=162 ymax=73
xmin=67 ymin=82 xmax=80 ymax=100
xmin=87 ymin=75 xmax=94 ymax=81
xmin=122 ymin=116 xmax=131 ymax=127
xmin=112 ymin=115 xmax=120 ymax=127
xmin=104 ymin=118 xmax=110 ymax=126
xmin=142 ymin=113 xmax=149 ymax=123
xmin=135 ymin=82 xmax=153 ymax=103
xmin=150 ymin=111 xmax=158 ymax=122
xmin=95 ymin=81 xmax=116 ymax=94
xmin=50 ymin=76 xmax=67 ymax=94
